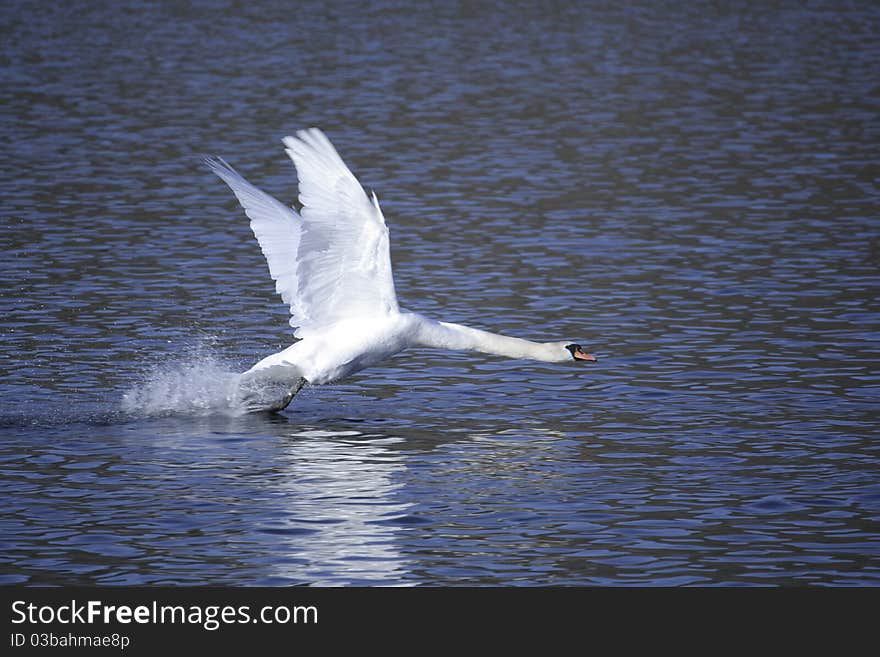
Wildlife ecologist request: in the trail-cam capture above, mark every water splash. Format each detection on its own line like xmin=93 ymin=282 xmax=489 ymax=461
xmin=120 ymin=350 xmax=246 ymax=418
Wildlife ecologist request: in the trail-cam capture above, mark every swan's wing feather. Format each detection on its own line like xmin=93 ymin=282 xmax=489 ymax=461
xmin=205 ymin=157 xmax=303 ymax=315
xmin=283 ymin=129 xmax=398 ymax=336
xmin=207 ymin=129 xmax=398 ymax=337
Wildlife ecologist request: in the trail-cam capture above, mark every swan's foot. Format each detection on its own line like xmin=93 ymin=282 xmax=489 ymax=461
xmin=239 ymin=378 xmax=306 ymax=414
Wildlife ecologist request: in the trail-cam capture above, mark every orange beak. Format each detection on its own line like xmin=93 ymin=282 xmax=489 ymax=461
xmin=573 ymin=348 xmax=597 ymax=362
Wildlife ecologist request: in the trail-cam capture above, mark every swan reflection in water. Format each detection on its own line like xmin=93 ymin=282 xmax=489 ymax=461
xmin=243 ymin=426 xmax=417 ymax=586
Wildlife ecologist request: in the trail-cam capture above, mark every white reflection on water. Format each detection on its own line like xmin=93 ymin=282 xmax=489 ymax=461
xmin=265 ymin=430 xmax=416 ymax=585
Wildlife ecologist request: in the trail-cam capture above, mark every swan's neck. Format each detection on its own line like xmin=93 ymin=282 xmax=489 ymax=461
xmin=413 ymin=317 xmax=564 ymax=363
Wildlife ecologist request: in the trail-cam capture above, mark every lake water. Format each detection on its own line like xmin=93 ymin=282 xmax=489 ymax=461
xmin=1 ymin=1 xmax=878 ymax=585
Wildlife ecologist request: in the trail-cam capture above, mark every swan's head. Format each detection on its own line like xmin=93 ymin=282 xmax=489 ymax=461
xmin=564 ymin=343 xmax=597 ymax=363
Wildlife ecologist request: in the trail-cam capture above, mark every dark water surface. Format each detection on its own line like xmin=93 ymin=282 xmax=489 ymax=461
xmin=1 ymin=1 xmax=878 ymax=585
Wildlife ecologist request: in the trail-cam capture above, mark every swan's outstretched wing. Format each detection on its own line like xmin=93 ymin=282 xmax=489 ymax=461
xmin=205 ymin=157 xmax=303 ymax=315
xmin=206 ymin=128 xmax=398 ymax=337
xmin=283 ymin=128 xmax=398 ymax=335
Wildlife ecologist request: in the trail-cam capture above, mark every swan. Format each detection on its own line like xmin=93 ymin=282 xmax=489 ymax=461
xmin=206 ymin=128 xmax=596 ymax=412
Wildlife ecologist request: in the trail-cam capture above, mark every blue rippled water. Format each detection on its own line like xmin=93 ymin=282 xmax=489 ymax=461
xmin=1 ymin=1 xmax=878 ymax=585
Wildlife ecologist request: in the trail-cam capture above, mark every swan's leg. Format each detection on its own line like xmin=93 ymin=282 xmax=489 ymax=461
xmin=242 ymin=377 xmax=306 ymax=414
xmin=268 ymin=378 xmax=306 ymax=413
xmin=234 ymin=353 xmax=306 ymax=414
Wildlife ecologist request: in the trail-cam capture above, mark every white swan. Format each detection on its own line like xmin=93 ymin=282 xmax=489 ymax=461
xmin=206 ymin=128 xmax=596 ymax=412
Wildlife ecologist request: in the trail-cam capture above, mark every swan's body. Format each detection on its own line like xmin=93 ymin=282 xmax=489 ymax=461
xmin=207 ymin=129 xmax=595 ymax=412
